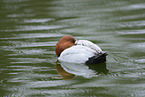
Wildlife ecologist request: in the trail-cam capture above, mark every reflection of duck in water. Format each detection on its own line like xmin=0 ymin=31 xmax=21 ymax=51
xmin=56 ymin=62 xmax=109 ymax=80
xmin=56 ymin=63 xmax=75 ymax=80
xmin=55 ymin=35 xmax=107 ymax=64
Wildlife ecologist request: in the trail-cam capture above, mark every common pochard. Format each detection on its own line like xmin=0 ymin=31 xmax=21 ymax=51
xmin=55 ymin=35 xmax=107 ymax=64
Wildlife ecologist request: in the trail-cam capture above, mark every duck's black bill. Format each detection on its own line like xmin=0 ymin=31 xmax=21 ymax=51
xmin=85 ymin=51 xmax=108 ymax=65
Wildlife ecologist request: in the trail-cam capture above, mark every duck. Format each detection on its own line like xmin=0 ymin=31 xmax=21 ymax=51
xmin=55 ymin=35 xmax=107 ymax=64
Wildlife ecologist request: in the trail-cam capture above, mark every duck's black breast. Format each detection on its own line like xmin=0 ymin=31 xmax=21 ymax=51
xmin=85 ymin=51 xmax=108 ymax=65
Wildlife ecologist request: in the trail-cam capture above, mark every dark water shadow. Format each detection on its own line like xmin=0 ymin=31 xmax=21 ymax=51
xmin=86 ymin=63 xmax=109 ymax=75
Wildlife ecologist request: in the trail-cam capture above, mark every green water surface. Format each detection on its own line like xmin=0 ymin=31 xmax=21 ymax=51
xmin=0 ymin=0 xmax=145 ymax=97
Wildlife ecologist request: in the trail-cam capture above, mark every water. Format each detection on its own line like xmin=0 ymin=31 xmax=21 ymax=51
xmin=0 ymin=0 xmax=145 ymax=96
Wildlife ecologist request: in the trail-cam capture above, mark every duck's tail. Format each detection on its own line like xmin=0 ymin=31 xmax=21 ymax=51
xmin=85 ymin=51 xmax=108 ymax=64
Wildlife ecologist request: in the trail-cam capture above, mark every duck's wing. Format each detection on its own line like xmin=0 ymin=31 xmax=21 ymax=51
xmin=75 ymin=40 xmax=102 ymax=53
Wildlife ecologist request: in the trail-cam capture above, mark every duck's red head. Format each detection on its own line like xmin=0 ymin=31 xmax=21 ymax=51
xmin=55 ymin=35 xmax=76 ymax=57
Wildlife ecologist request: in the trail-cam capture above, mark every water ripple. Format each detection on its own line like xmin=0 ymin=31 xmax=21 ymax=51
xmin=9 ymin=58 xmax=48 ymax=64
xmin=1 ymin=25 xmax=66 ymax=32
xmin=0 ymin=33 xmax=64 ymax=39
xmin=23 ymin=18 xmax=55 ymax=23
